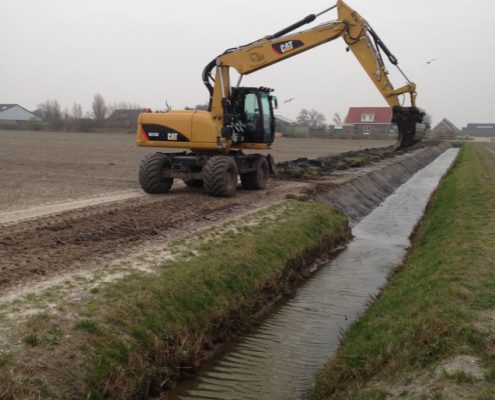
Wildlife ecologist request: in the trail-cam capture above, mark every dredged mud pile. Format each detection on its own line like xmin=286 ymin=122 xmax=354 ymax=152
xmin=276 ymin=141 xmax=443 ymax=180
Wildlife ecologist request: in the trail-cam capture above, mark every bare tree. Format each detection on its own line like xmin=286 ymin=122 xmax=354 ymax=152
xmin=308 ymin=109 xmax=326 ymax=130
xmin=297 ymin=108 xmax=326 ymax=130
xmin=71 ymin=103 xmax=83 ymax=120
xmin=92 ymin=93 xmax=108 ymax=124
xmin=65 ymin=103 xmax=84 ymax=131
xmin=332 ymin=112 xmax=343 ymax=125
xmin=36 ymin=99 xmax=63 ymax=130
xmin=107 ymin=101 xmax=142 ymax=116
xmin=296 ymin=109 xmax=310 ymax=126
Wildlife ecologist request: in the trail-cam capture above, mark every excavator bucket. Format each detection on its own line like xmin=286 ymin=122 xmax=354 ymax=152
xmin=392 ymin=106 xmax=425 ymax=150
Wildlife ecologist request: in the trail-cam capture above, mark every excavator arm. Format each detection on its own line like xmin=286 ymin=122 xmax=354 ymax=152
xmin=203 ymin=0 xmax=424 ymax=149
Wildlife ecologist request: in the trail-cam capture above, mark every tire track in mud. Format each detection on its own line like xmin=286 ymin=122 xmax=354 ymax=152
xmin=0 ymin=182 xmax=301 ymax=293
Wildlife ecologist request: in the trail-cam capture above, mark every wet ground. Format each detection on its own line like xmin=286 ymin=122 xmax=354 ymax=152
xmin=0 ymin=130 xmax=393 ymax=211
xmin=0 ymin=180 xmax=306 ymax=293
xmin=165 ymin=148 xmax=459 ymax=400
xmin=276 ymin=140 xmax=441 ymax=179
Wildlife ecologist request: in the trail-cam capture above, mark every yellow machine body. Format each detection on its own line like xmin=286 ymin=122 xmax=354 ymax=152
xmin=137 ymin=110 xmax=269 ymax=151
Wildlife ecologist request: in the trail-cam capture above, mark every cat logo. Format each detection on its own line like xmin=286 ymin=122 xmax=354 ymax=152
xmin=279 ymin=41 xmax=294 ymax=54
xmin=167 ymin=133 xmax=178 ymax=141
xmin=272 ymin=39 xmax=304 ymax=55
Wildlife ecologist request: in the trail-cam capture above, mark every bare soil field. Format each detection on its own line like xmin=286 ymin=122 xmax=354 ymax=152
xmin=0 ymin=130 xmax=393 ymax=211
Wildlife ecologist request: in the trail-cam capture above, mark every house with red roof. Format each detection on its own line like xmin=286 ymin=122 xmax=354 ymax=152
xmin=344 ymin=107 xmax=396 ymax=136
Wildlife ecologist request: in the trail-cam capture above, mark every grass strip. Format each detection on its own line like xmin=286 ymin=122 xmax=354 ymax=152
xmin=1 ymin=201 xmax=350 ymax=399
xmin=310 ymin=143 xmax=495 ymax=399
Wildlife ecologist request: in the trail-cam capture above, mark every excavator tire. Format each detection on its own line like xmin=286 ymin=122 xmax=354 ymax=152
xmin=202 ymin=156 xmax=238 ymax=197
xmin=139 ymin=153 xmax=174 ymax=194
xmin=241 ymin=157 xmax=269 ymax=190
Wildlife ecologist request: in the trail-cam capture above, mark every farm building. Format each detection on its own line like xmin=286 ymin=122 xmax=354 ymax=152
xmin=429 ymin=118 xmax=460 ymax=140
xmin=462 ymin=123 xmax=495 ymax=138
xmin=343 ymin=107 xmax=397 ymax=136
xmin=275 ymin=115 xmax=296 ymax=135
xmin=0 ymin=104 xmax=41 ymax=123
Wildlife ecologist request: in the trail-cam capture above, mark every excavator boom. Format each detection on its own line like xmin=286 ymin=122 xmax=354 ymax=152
xmin=203 ymin=0 xmax=423 ymax=149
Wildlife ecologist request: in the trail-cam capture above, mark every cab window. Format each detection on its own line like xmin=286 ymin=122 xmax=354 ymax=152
xmin=243 ymin=93 xmax=260 ymax=131
xmin=260 ymin=92 xmax=272 ymax=135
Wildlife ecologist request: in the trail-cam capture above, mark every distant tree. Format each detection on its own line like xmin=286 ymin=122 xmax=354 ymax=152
xmin=71 ymin=103 xmax=83 ymax=120
xmin=332 ymin=112 xmax=343 ymax=125
xmin=297 ymin=109 xmax=310 ymax=126
xmin=92 ymin=93 xmax=108 ymax=124
xmin=62 ymin=107 xmax=70 ymax=131
xmin=36 ymin=99 xmax=63 ymax=130
xmin=65 ymin=103 xmax=84 ymax=131
xmin=107 ymin=101 xmax=142 ymax=116
xmin=297 ymin=108 xmax=326 ymax=130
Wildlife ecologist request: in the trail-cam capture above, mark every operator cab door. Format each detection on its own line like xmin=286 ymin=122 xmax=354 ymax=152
xmin=241 ymin=91 xmax=275 ymax=144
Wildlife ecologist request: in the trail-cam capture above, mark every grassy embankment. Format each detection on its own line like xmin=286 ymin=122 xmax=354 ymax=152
xmin=0 ymin=201 xmax=350 ymax=399
xmin=310 ymin=143 xmax=495 ymax=399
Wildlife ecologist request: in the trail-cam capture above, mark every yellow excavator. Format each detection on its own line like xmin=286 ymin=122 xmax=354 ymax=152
xmin=136 ymin=0 xmax=424 ymax=197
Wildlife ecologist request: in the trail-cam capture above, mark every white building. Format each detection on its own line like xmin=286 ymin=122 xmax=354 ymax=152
xmin=0 ymin=104 xmax=41 ymax=122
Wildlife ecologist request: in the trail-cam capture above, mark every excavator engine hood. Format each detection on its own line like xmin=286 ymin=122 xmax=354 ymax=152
xmin=392 ymin=106 xmax=425 ymax=150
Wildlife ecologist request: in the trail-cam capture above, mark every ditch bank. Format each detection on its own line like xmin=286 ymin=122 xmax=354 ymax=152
xmin=166 ymin=147 xmax=460 ymax=400
xmin=313 ymin=141 xmax=453 ymax=225
xmin=311 ymin=143 xmax=495 ymax=400
xmin=0 ymin=142 xmax=453 ymax=400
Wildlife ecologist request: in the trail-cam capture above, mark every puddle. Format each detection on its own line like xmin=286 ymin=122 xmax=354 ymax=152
xmin=165 ymin=149 xmax=460 ymax=400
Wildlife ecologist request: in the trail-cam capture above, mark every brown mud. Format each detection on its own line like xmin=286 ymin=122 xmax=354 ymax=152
xmin=276 ymin=141 xmax=443 ymax=179
xmin=0 ymin=182 xmax=304 ymax=294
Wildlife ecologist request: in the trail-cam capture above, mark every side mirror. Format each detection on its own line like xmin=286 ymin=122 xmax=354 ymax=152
xmin=270 ymin=96 xmax=279 ymax=110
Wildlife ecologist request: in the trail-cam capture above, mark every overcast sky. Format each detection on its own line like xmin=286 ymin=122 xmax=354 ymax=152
xmin=1 ymin=0 xmax=494 ymax=127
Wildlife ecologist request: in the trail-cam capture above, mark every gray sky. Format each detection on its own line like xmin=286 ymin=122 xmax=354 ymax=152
xmin=1 ymin=0 xmax=494 ymax=127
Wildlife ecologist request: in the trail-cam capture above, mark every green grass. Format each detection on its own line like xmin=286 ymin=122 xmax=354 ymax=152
xmin=75 ymin=320 xmax=100 ymax=335
xmin=8 ymin=200 xmax=347 ymax=400
xmin=310 ymin=144 xmax=495 ymax=399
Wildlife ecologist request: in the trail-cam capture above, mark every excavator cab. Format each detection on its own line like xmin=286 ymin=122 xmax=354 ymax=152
xmin=229 ymin=87 xmax=277 ymax=144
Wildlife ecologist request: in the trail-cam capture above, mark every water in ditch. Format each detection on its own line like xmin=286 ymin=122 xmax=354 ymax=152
xmin=166 ymin=148 xmax=459 ymax=400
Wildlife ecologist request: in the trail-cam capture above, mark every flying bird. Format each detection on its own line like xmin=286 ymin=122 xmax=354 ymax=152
xmin=422 ymin=58 xmax=438 ymax=67
xmin=284 ymin=98 xmax=295 ymax=104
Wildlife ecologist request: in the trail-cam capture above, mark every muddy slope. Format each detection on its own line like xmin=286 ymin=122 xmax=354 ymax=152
xmin=314 ymin=143 xmax=452 ymax=224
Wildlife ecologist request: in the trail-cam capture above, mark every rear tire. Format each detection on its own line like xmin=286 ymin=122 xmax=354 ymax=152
xmin=139 ymin=153 xmax=173 ymax=194
xmin=241 ymin=157 xmax=269 ymax=190
xmin=203 ymin=156 xmax=238 ymax=197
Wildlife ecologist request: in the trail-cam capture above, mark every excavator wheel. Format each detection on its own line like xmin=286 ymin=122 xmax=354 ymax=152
xmin=202 ymin=156 xmax=238 ymax=197
xmin=241 ymin=157 xmax=269 ymax=190
xmin=139 ymin=153 xmax=174 ymax=194
xmin=183 ymin=179 xmax=203 ymax=188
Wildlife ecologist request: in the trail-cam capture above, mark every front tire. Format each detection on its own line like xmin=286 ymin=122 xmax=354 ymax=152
xmin=139 ymin=153 xmax=173 ymax=194
xmin=241 ymin=157 xmax=269 ymax=190
xmin=203 ymin=156 xmax=238 ymax=197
